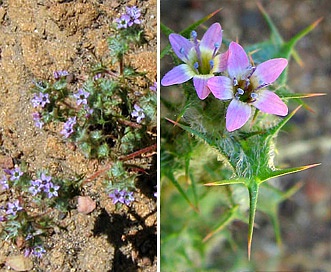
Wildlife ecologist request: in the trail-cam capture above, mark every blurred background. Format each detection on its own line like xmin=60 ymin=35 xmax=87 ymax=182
xmin=160 ymin=0 xmax=330 ymax=270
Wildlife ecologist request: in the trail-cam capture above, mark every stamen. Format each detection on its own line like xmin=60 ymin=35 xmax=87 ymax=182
xmin=233 ymin=77 xmax=238 ymax=86
xmin=179 ymin=47 xmax=189 ymax=61
xmin=247 ymin=66 xmax=256 ymax=79
xmin=251 ymin=93 xmax=258 ymax=99
xmin=191 ymin=30 xmax=202 ymax=69
xmin=193 ymin=62 xmax=199 ymax=72
xmin=212 ymin=42 xmax=220 ymax=57
xmin=254 ymin=83 xmax=269 ymax=91
xmin=209 ymin=60 xmax=214 ymax=70
xmin=235 ymin=88 xmax=245 ymax=100
xmin=245 ymin=78 xmax=250 ymax=88
xmin=237 ymin=88 xmax=244 ymax=95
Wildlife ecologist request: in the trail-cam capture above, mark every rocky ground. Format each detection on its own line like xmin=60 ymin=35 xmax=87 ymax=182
xmin=0 ymin=0 xmax=157 ymax=271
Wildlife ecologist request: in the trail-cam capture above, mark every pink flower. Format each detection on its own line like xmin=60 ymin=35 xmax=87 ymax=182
xmin=161 ymin=23 xmax=228 ymax=100
xmin=207 ymin=42 xmax=288 ymax=132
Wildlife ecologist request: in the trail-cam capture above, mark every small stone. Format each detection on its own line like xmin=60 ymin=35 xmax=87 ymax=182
xmin=5 ymin=255 xmax=33 ymax=271
xmin=77 ymin=196 xmax=96 ymax=215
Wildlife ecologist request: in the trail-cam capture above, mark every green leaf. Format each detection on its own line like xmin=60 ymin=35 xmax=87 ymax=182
xmin=247 ymin=181 xmax=259 ymax=260
xmin=203 ymin=205 xmax=240 ymax=242
xmin=163 ymin=169 xmax=199 ymax=213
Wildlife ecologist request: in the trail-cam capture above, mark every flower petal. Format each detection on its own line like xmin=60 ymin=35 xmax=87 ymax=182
xmin=193 ymin=75 xmax=213 ymax=100
xmin=169 ymin=33 xmax=194 ymax=63
xmin=226 ymin=99 xmax=251 ymax=132
xmin=212 ymin=49 xmax=229 ymax=73
xmin=200 ymin=23 xmax=222 ymax=56
xmin=207 ymin=76 xmax=233 ymax=100
xmin=227 ymin=42 xmax=250 ymax=79
xmin=161 ymin=64 xmax=195 ymax=86
xmin=252 ymin=90 xmax=288 ymax=116
xmin=251 ymin=58 xmax=288 ymax=86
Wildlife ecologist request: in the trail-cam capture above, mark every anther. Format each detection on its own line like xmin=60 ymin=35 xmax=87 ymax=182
xmin=209 ymin=60 xmax=214 ymax=70
xmin=233 ymin=78 xmax=238 ymax=86
xmin=237 ymin=88 xmax=244 ymax=95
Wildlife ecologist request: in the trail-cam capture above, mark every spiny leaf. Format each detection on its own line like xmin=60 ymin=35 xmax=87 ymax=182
xmin=259 ymin=163 xmax=321 ymax=184
xmin=247 ymin=181 xmax=259 ymax=260
xmin=164 ymin=169 xmax=199 ymax=213
xmin=257 ymin=2 xmax=283 ymax=45
xmin=203 ymin=205 xmax=239 ymax=242
xmin=204 ymin=179 xmax=247 ymax=187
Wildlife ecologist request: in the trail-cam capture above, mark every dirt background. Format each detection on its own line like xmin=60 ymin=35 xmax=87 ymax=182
xmin=161 ymin=0 xmax=330 ymax=270
xmin=0 ymin=0 xmax=156 ymax=271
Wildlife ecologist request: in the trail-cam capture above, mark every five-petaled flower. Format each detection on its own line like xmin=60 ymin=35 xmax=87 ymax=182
xmin=161 ymin=23 xmax=228 ymax=100
xmin=131 ymin=104 xmax=145 ymax=123
xmin=73 ymin=88 xmax=90 ymax=106
xmin=61 ymin=116 xmax=77 ymax=138
xmin=207 ymin=42 xmax=288 ymax=132
xmin=31 ymin=92 xmax=50 ymax=108
xmin=6 ymin=200 xmax=23 ymax=216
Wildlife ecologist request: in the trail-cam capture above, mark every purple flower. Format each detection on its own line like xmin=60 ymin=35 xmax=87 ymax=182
xmin=44 ymin=182 xmax=60 ymax=198
xmin=31 ymin=92 xmax=50 ymax=108
xmin=32 ymin=245 xmax=46 ymax=258
xmin=116 ymin=14 xmax=131 ymax=29
xmin=28 ymin=179 xmax=43 ymax=196
xmin=73 ymin=89 xmax=90 ymax=106
xmin=123 ymin=191 xmax=134 ymax=205
xmin=8 ymin=167 xmax=23 ymax=182
xmin=109 ymin=189 xmax=134 ymax=205
xmin=109 ymin=189 xmax=125 ymax=204
xmin=161 ymin=23 xmax=228 ymax=100
xmin=207 ymin=42 xmax=288 ymax=132
xmin=149 ymin=82 xmax=157 ymax=93
xmin=60 ymin=116 xmax=77 ymax=138
xmin=37 ymin=172 xmax=52 ymax=188
xmin=131 ymin=104 xmax=145 ymax=123
xmin=6 ymin=200 xmax=23 ymax=216
xmin=53 ymin=70 xmax=69 ymax=80
xmin=0 ymin=175 xmax=9 ymax=190
xmin=32 ymin=112 xmax=44 ymax=129
xmin=126 ymin=6 xmax=141 ymax=25
xmin=93 ymin=73 xmax=102 ymax=80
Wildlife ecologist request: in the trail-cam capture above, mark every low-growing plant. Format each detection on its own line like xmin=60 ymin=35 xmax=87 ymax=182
xmin=1 ymin=5 xmax=156 ymax=261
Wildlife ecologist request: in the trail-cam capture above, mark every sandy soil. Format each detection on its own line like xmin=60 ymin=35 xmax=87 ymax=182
xmin=0 ymin=0 xmax=157 ymax=271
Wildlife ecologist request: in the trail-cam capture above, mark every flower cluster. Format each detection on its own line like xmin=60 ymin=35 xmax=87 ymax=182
xmin=109 ymin=189 xmax=135 ymax=206
xmin=161 ymin=23 xmax=288 ymax=131
xmin=53 ymin=70 xmax=69 ymax=80
xmin=60 ymin=116 xmax=77 ymax=138
xmin=31 ymin=92 xmax=50 ymax=108
xmin=28 ymin=172 xmax=60 ymax=198
xmin=116 ymin=6 xmax=141 ymax=29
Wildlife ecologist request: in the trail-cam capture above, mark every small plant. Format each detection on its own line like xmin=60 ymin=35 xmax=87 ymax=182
xmin=0 ymin=166 xmax=80 ymax=257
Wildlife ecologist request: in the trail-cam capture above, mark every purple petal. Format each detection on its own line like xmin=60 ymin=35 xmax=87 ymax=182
xmin=200 ymin=23 xmax=222 ymax=54
xmin=226 ymin=99 xmax=251 ymax=132
xmin=161 ymin=64 xmax=195 ymax=86
xmin=252 ymin=90 xmax=288 ymax=116
xmin=227 ymin=42 xmax=250 ymax=79
xmin=212 ymin=49 xmax=229 ymax=73
xmin=251 ymin=58 xmax=288 ymax=85
xmin=193 ymin=75 xmax=213 ymax=100
xmin=207 ymin=76 xmax=233 ymax=100
xmin=169 ymin=33 xmax=194 ymax=62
